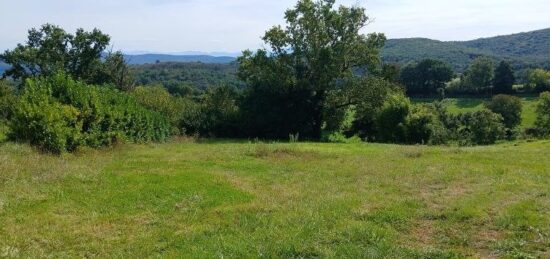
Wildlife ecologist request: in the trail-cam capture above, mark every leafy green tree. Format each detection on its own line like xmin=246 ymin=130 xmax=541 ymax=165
xmin=462 ymin=57 xmax=495 ymax=93
xmin=527 ymin=69 xmax=550 ymax=92
xmin=493 ymin=61 xmax=515 ymax=94
xmin=407 ymin=104 xmax=447 ymax=145
xmin=381 ymin=63 xmax=401 ymax=83
xmin=399 ymin=59 xmax=454 ymax=95
xmin=0 ymin=24 xmax=133 ymax=90
xmin=457 ymin=109 xmax=506 ymax=145
xmin=535 ymin=92 xmax=550 ymax=136
xmin=485 ymin=95 xmax=522 ymax=138
xmin=375 ymin=93 xmax=410 ymax=143
xmin=238 ymin=0 xmax=386 ymax=139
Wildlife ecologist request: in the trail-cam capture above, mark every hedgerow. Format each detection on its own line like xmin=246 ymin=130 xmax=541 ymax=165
xmin=10 ymin=73 xmax=170 ymax=153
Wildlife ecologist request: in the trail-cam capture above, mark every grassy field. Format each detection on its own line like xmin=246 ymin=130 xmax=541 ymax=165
xmin=1 ymin=140 xmax=549 ymax=258
xmin=414 ymin=97 xmax=539 ymax=129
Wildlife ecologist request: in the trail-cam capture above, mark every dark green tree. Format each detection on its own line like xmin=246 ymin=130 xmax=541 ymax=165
xmin=381 ymin=63 xmax=401 ymax=83
xmin=0 ymin=80 xmax=16 ymax=121
xmin=238 ymin=0 xmax=387 ymax=139
xmin=1 ymin=24 xmax=133 ymax=90
xmin=535 ymin=92 xmax=550 ymax=136
xmin=493 ymin=61 xmax=515 ymax=94
xmin=462 ymin=57 xmax=495 ymax=94
xmin=399 ymin=59 xmax=454 ymax=95
xmin=485 ymin=94 xmax=522 ymax=138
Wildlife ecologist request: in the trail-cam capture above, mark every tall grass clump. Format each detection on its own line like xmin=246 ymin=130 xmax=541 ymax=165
xmin=9 ymin=73 xmax=170 ymax=153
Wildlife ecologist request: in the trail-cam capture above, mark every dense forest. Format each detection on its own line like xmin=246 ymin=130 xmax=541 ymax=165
xmin=382 ymin=28 xmax=550 ymax=75
xmin=130 ymin=62 xmax=243 ymax=94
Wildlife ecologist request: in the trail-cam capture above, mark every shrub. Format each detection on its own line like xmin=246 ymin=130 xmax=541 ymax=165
xmin=10 ymin=99 xmax=80 ymax=153
xmin=131 ymin=85 xmax=188 ymax=134
xmin=457 ymin=109 xmax=506 ymax=145
xmin=10 ymin=73 xmax=170 ymax=153
xmin=535 ymin=92 xmax=550 ymax=137
xmin=375 ymin=93 xmax=410 ymax=143
xmin=0 ymin=80 xmax=16 ymax=121
xmin=485 ymin=94 xmax=522 ymax=138
xmin=407 ymin=104 xmax=448 ymax=145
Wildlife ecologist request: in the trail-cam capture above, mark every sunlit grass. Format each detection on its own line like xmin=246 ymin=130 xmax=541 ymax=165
xmin=1 ymin=140 xmax=549 ymax=257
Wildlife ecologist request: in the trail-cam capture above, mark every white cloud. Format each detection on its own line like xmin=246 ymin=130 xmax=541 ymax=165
xmin=0 ymin=0 xmax=549 ymax=53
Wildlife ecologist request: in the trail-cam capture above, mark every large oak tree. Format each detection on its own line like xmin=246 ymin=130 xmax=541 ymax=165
xmin=238 ymin=0 xmax=387 ymax=139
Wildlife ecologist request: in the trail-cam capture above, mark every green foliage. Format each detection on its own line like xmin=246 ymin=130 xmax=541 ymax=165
xmin=10 ymin=73 xmax=170 ymax=153
xmin=130 ymin=86 xmax=187 ymax=134
xmin=382 ymin=28 xmax=550 ymax=76
xmin=0 ymin=24 xmax=134 ymax=91
xmin=527 ymin=69 xmax=550 ymax=92
xmin=493 ymin=61 xmax=515 ymax=94
xmin=399 ymin=59 xmax=454 ymax=95
xmin=375 ymin=93 xmax=410 ymax=143
xmin=535 ymin=92 xmax=550 ymax=137
xmin=407 ymin=104 xmax=448 ymax=145
xmin=0 ymin=79 xmax=16 ymax=121
xmin=485 ymin=95 xmax=523 ymax=133
xmin=199 ymin=86 xmax=241 ymax=137
xmin=10 ymin=99 xmax=81 ymax=153
xmin=456 ymin=110 xmax=506 ymax=145
xmin=461 ymin=57 xmax=495 ymax=94
xmin=238 ymin=0 xmax=387 ymax=140
xmin=131 ymin=62 xmax=243 ymax=94
xmin=381 ymin=63 xmax=401 ymax=83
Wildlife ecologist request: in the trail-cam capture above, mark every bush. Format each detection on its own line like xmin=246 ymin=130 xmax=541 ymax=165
xmin=485 ymin=95 xmax=522 ymax=138
xmin=456 ymin=110 xmax=506 ymax=145
xmin=0 ymin=80 xmax=16 ymax=121
xmin=407 ymin=104 xmax=448 ymax=145
xmin=10 ymin=100 xmax=80 ymax=153
xmin=10 ymin=73 xmax=170 ymax=153
xmin=375 ymin=93 xmax=410 ymax=143
xmin=131 ymin=85 xmax=188 ymax=134
xmin=535 ymin=92 xmax=550 ymax=137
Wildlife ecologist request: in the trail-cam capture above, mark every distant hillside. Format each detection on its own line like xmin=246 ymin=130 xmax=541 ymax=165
xmin=382 ymin=28 xmax=550 ymax=73
xmin=130 ymin=62 xmax=243 ymax=93
xmin=124 ymin=54 xmax=236 ymax=65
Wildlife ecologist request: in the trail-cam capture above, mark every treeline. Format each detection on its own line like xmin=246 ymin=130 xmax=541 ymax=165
xmin=397 ymin=57 xmax=550 ymax=97
xmin=130 ymin=62 xmax=244 ymax=95
xmin=382 ymin=28 xmax=550 ymax=75
xmin=2 ymin=0 xmax=550 ymax=154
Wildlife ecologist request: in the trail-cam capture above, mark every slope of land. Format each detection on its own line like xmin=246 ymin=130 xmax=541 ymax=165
xmin=1 ymin=140 xmax=549 ymax=257
xmin=382 ymin=28 xmax=550 ymax=72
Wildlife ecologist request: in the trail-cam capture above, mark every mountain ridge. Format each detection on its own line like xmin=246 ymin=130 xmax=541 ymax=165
xmin=382 ymin=28 xmax=550 ymax=72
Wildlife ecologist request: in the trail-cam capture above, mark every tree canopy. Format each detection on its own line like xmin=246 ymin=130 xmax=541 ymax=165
xmin=493 ymin=61 xmax=515 ymax=94
xmin=238 ymin=0 xmax=388 ymax=139
xmin=399 ymin=59 xmax=454 ymax=95
xmin=461 ymin=57 xmax=495 ymax=94
xmin=0 ymin=24 xmax=133 ymax=90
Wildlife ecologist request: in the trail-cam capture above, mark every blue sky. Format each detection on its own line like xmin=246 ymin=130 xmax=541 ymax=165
xmin=1 ymin=0 xmax=549 ymax=54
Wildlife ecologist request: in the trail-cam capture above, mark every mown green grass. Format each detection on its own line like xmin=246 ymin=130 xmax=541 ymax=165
xmin=1 ymin=140 xmax=549 ymax=258
xmin=413 ymin=97 xmax=539 ymax=129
